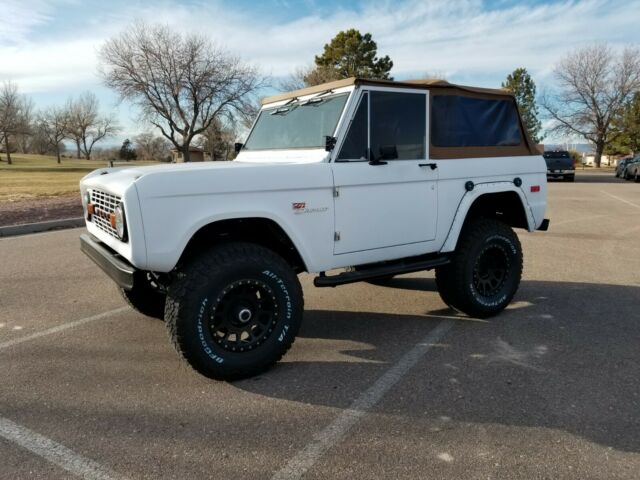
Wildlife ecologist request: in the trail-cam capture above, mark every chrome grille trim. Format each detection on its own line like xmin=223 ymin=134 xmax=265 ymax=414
xmin=90 ymin=189 xmax=121 ymax=239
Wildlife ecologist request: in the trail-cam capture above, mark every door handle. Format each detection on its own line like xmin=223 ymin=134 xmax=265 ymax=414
xmin=419 ymin=163 xmax=437 ymax=170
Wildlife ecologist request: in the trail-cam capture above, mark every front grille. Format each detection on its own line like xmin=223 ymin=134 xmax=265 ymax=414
xmin=90 ymin=189 xmax=121 ymax=239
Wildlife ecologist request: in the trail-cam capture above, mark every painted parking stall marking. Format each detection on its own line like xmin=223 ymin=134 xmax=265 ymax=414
xmin=0 ymin=416 xmax=127 ymax=480
xmin=272 ymin=320 xmax=455 ymax=480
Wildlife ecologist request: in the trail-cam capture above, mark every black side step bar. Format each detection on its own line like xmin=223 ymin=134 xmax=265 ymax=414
xmin=314 ymin=256 xmax=450 ymax=288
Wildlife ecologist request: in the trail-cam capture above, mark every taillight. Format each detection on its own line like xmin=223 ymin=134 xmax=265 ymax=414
xmin=531 ymin=185 xmax=541 ymax=193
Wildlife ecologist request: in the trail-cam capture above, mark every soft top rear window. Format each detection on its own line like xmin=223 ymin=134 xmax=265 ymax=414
xmin=431 ymin=95 xmax=522 ymax=148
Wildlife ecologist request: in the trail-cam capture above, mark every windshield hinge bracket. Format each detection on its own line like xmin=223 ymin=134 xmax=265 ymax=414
xmin=334 ymin=231 xmax=341 ymax=242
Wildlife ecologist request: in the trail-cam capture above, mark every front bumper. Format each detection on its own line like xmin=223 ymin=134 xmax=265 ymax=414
xmin=80 ymin=234 xmax=136 ymax=290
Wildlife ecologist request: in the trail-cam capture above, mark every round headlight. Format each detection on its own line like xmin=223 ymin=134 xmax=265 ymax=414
xmin=115 ymin=203 xmax=127 ymax=240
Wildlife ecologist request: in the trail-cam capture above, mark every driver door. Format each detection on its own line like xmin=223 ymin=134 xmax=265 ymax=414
xmin=331 ymin=88 xmax=438 ymax=256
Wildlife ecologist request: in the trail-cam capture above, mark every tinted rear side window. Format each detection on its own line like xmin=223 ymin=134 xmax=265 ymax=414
xmin=431 ymin=96 xmax=522 ymax=148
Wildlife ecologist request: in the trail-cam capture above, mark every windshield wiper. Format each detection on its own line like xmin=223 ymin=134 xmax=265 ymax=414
xmin=300 ymin=89 xmax=335 ymax=106
xmin=271 ymin=107 xmax=291 ymax=115
xmin=300 ymin=97 xmax=325 ymax=106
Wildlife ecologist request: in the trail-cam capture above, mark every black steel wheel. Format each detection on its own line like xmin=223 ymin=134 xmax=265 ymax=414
xmin=472 ymin=245 xmax=509 ymax=298
xmin=208 ymin=279 xmax=279 ymax=353
xmin=165 ymin=242 xmax=303 ymax=380
xmin=436 ymin=218 xmax=522 ymax=318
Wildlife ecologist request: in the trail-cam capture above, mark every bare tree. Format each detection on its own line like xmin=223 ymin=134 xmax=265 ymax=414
xmin=0 ymin=82 xmax=33 ymax=164
xmin=542 ymin=44 xmax=640 ymax=167
xmin=99 ymin=22 xmax=265 ymax=162
xmin=65 ymin=92 xmax=118 ymax=160
xmin=39 ymin=106 xmax=68 ymax=163
xmin=134 ymin=132 xmax=171 ymax=161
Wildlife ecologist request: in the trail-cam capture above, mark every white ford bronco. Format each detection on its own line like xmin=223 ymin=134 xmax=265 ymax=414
xmin=79 ymin=77 xmax=549 ymax=380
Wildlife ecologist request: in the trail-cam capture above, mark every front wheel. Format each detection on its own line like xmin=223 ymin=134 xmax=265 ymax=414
xmin=165 ymin=243 xmax=304 ymax=380
xmin=120 ymin=272 xmax=166 ymax=319
xmin=435 ymin=218 xmax=523 ymax=318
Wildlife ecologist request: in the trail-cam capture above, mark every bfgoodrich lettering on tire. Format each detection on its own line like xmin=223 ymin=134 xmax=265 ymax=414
xmin=435 ymin=218 xmax=523 ymax=318
xmin=165 ymin=242 xmax=304 ymax=380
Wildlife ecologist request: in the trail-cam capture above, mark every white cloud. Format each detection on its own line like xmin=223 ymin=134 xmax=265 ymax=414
xmin=1 ymin=0 xmax=639 ymax=143
xmin=0 ymin=0 xmax=54 ymax=44
xmin=2 ymin=0 xmax=639 ymax=95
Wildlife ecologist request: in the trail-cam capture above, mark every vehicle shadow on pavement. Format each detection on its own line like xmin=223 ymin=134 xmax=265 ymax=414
xmin=237 ymin=280 xmax=640 ymax=453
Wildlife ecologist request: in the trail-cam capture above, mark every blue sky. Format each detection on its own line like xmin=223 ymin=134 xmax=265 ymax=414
xmin=2 ymin=0 xmax=640 ymax=145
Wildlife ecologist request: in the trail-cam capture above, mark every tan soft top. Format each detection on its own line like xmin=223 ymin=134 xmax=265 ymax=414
xmin=261 ymin=77 xmax=513 ymax=105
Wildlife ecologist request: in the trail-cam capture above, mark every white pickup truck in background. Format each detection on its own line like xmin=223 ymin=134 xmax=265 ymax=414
xmin=79 ymin=77 xmax=549 ymax=380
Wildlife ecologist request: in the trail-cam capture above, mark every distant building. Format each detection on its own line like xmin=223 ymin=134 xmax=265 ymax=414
xmin=170 ymin=146 xmax=210 ymax=163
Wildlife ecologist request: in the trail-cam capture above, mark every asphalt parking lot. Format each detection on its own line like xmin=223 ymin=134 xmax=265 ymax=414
xmin=1 ymin=170 xmax=639 ymax=480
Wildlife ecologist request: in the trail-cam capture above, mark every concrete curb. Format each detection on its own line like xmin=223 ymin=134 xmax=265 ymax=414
xmin=0 ymin=218 xmax=84 ymax=238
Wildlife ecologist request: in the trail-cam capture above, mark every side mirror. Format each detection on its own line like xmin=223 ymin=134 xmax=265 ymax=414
xmin=234 ymin=142 xmax=243 ymax=154
xmin=325 ymin=136 xmax=337 ymax=152
xmin=368 ymin=147 xmax=387 ymax=166
xmin=379 ymin=145 xmax=398 ymax=160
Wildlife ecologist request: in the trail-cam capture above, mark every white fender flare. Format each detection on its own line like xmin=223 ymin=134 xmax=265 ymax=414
xmin=440 ymin=182 xmax=536 ymax=253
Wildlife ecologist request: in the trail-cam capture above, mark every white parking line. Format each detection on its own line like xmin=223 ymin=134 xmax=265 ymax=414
xmin=272 ymin=319 xmax=455 ymax=480
xmin=0 ymin=416 xmax=126 ymax=480
xmin=601 ymin=191 xmax=640 ymax=209
xmin=0 ymin=307 xmax=129 ymax=351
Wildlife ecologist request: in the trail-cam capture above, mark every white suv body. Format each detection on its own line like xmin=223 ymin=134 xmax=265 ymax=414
xmin=80 ymin=77 xmax=548 ymax=380
xmin=81 ymin=80 xmax=546 ymax=273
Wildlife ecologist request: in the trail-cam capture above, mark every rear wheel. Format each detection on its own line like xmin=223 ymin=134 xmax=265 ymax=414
xmin=436 ymin=218 xmax=522 ymax=318
xmin=165 ymin=242 xmax=303 ymax=380
xmin=120 ymin=272 xmax=166 ymax=319
xmin=564 ymin=174 xmax=575 ymax=182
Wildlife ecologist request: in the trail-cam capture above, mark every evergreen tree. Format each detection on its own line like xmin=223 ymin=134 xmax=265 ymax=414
xmin=314 ymin=29 xmax=393 ymax=81
xmin=502 ymin=68 xmax=543 ymax=143
xmin=608 ymin=92 xmax=640 ymax=155
xmin=119 ymin=138 xmax=137 ymax=161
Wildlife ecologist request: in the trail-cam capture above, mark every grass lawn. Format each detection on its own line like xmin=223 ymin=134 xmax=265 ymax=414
xmin=0 ymin=154 xmax=160 ymax=201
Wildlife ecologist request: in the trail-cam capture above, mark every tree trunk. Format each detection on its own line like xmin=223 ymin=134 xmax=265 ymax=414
xmin=4 ymin=135 xmax=11 ymax=165
xmin=594 ymin=141 xmax=605 ymax=168
xmin=56 ymin=145 xmax=61 ymax=164
xmin=75 ymin=139 xmax=81 ymax=159
xmin=182 ymin=145 xmax=191 ymax=163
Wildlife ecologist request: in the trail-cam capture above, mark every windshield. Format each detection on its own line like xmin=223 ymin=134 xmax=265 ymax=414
xmin=243 ymin=93 xmax=349 ymax=150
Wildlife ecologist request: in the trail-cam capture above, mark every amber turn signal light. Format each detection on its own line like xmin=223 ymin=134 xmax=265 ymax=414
xmin=109 ymin=213 xmax=117 ymax=229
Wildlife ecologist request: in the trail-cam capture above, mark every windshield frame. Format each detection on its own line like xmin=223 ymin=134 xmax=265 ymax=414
xmin=242 ymin=91 xmax=353 ymax=152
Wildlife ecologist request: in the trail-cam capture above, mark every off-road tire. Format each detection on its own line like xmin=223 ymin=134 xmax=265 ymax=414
xmin=564 ymin=174 xmax=575 ymax=182
xmin=120 ymin=272 xmax=166 ymax=319
xmin=165 ymin=242 xmax=303 ymax=380
xmin=634 ymin=173 xmax=639 ymax=183
xmin=435 ymin=218 xmax=522 ymax=318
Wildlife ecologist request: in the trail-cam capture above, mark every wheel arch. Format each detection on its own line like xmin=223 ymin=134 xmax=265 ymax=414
xmin=440 ymin=184 xmax=534 ymax=253
xmin=177 ymin=216 xmax=308 ymax=273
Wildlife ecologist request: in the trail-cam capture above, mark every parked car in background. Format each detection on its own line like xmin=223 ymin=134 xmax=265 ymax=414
xmin=543 ymin=151 xmax=575 ymax=182
xmin=615 ymin=159 xmax=630 ymax=178
xmin=624 ymin=156 xmax=640 ymax=182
